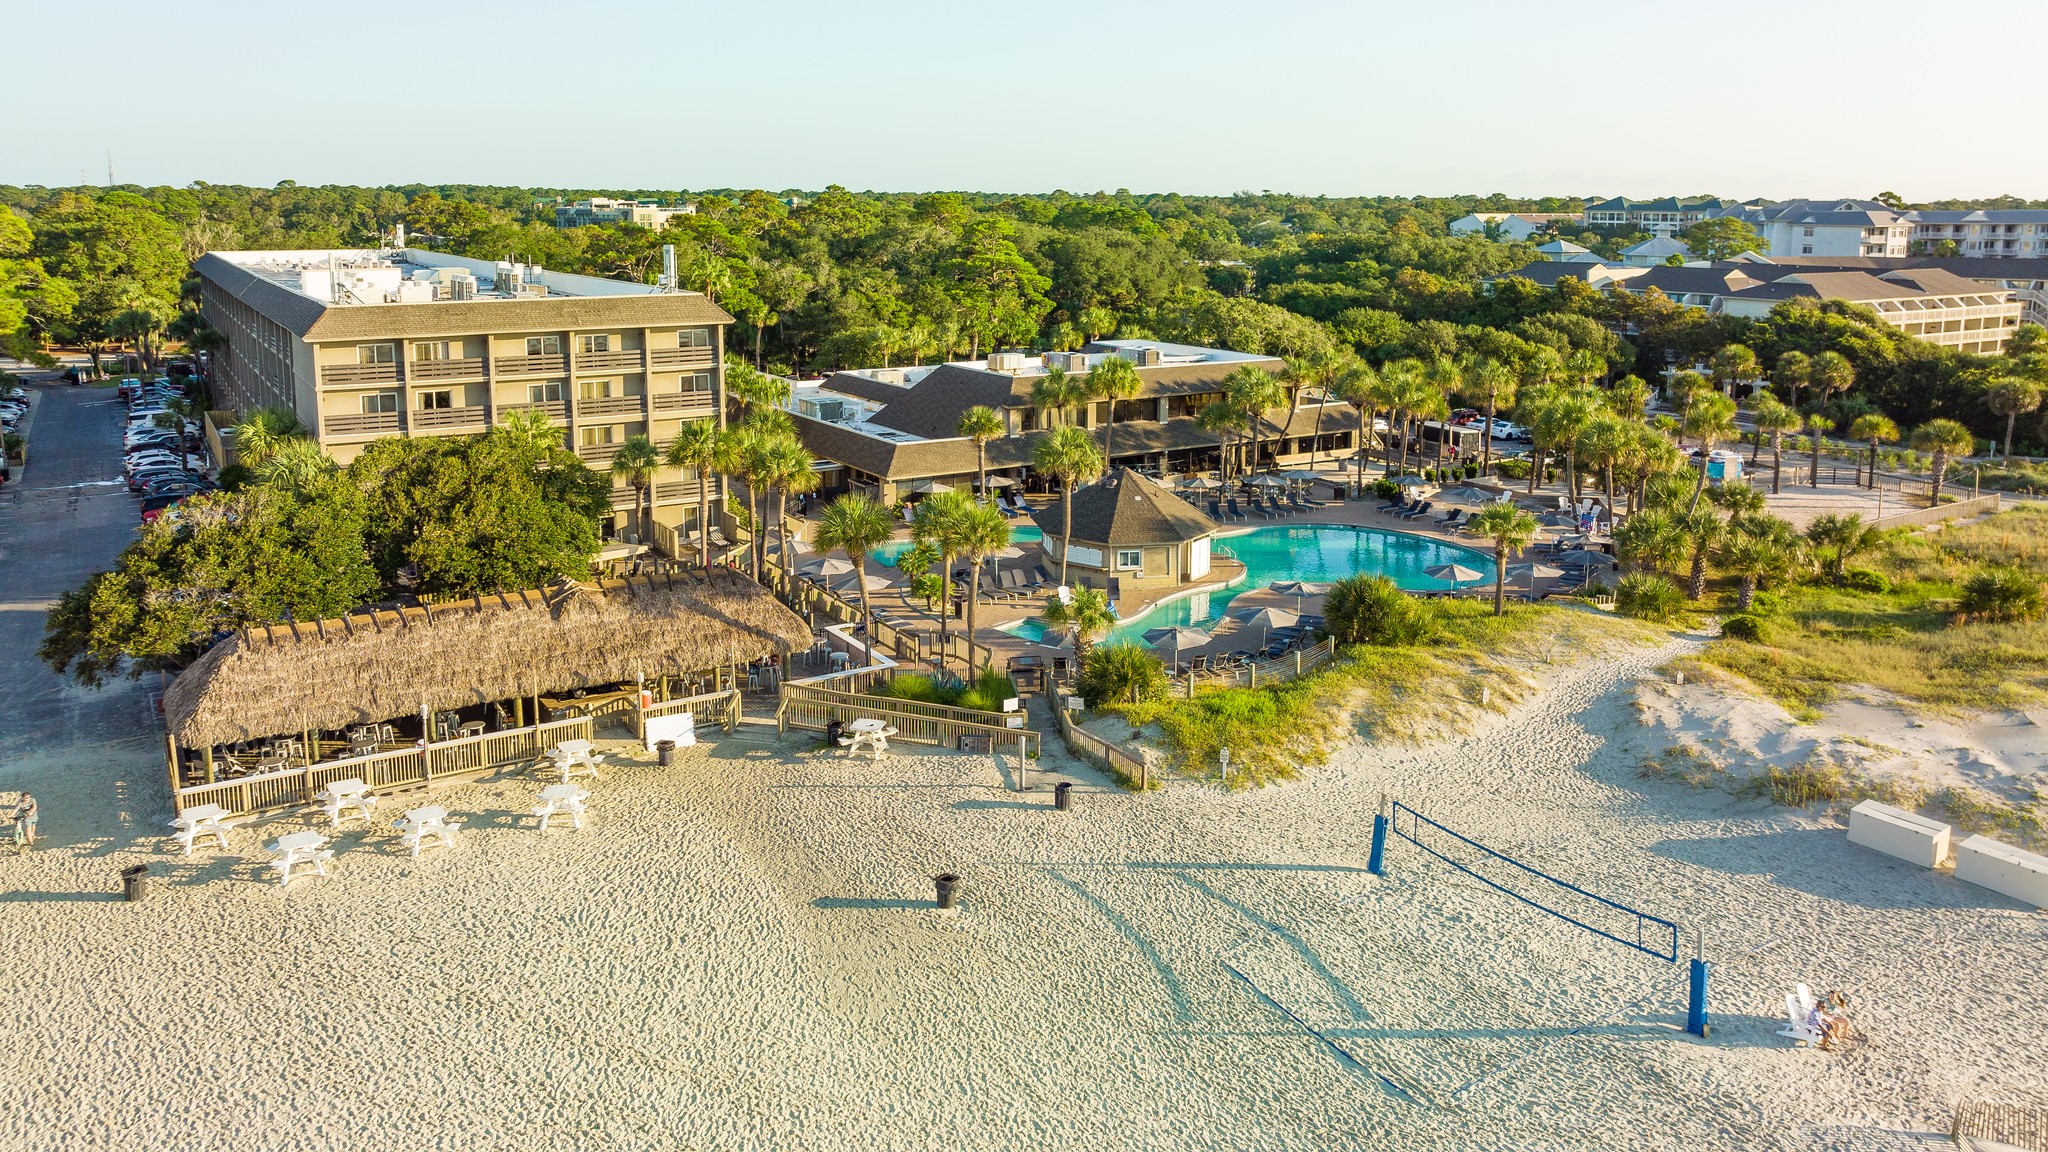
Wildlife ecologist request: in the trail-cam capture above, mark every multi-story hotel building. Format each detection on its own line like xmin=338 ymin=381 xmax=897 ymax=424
xmin=194 ymin=247 xmax=732 ymax=542
xmin=1908 ymin=210 xmax=2048 ymax=259
xmin=552 ymin=198 xmax=697 ymax=229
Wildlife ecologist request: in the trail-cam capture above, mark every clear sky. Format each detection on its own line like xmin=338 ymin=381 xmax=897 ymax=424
xmin=11 ymin=0 xmax=2047 ymax=200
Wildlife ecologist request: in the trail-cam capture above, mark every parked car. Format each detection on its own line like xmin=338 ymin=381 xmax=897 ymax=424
xmin=1489 ymin=419 xmax=1531 ymax=442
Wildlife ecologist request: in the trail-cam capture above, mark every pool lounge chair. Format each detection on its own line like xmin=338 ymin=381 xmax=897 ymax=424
xmin=1224 ymin=497 xmax=1255 ymax=522
xmin=1206 ymin=498 xmax=1226 ymax=522
xmin=1376 ymin=494 xmax=1406 ymax=511
xmin=1435 ymin=508 xmax=1465 ymax=527
xmin=1386 ymin=498 xmax=1420 ymax=517
xmin=1260 ymin=494 xmax=1291 ymax=517
xmin=1399 ymin=500 xmax=1434 ymax=521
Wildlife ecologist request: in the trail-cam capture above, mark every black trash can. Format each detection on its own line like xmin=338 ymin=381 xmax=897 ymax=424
xmin=120 ymin=864 xmax=150 ymax=903
xmin=825 ymin=719 xmax=846 ymax=747
xmin=933 ymin=873 xmax=960 ymax=910
xmin=656 ymin=739 xmax=675 ymax=767
xmin=1053 ymin=781 xmax=1073 ymax=811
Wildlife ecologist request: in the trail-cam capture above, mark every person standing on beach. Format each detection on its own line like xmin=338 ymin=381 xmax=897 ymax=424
xmin=15 ymin=794 xmax=37 ymax=847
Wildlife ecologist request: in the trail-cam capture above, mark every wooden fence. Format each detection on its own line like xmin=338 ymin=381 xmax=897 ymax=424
xmin=1050 ymin=701 xmax=1150 ymax=790
xmin=777 ymin=681 xmax=1038 ymax=758
xmin=761 ymin=554 xmax=995 ymax=672
xmin=636 ymin=688 xmax=741 ymax=738
xmin=1953 ymin=1100 xmax=2048 ymax=1152
xmin=170 ymin=717 xmax=594 ymax=817
xmin=1167 ymin=636 xmax=1337 ymax=694
xmin=1874 ymin=492 xmax=2001 ymax=530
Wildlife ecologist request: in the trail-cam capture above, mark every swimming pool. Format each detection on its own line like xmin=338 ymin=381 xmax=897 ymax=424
xmin=872 ymin=525 xmax=1042 ymax=565
xmin=1002 ymin=524 xmax=1490 ymax=646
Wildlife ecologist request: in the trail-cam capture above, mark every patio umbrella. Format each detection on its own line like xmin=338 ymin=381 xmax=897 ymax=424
xmin=1438 ymin=487 xmax=1502 ymax=506
xmin=1267 ymin=580 xmax=1330 ymax=612
xmin=1390 ymin=474 xmax=1430 ymax=489
xmin=800 ymin=557 xmax=856 ymax=580
xmin=1178 ymin=476 xmax=1222 ymax=491
xmin=977 ymin=474 xmax=1017 ymax=488
xmin=1143 ymin=625 xmax=1213 ymax=669
xmin=1228 ymin=605 xmax=1299 ymax=649
xmin=907 ymin=479 xmax=953 ymax=494
xmin=1245 ymin=474 xmax=1288 ymax=488
xmin=1506 ymin=562 xmax=1565 ymax=584
xmin=834 ymin=574 xmax=896 ymax=595
xmin=1423 ymin=563 xmax=1485 ymax=585
xmin=1551 ymin=549 xmax=1616 ymax=567
xmin=1281 ymin=470 xmax=1322 ymax=482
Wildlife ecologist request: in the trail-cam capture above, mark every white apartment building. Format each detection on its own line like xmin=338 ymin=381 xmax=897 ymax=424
xmin=1448 ymin=212 xmax=1582 ymax=240
xmin=1720 ymin=200 xmax=1913 ymax=259
xmin=553 ymin=198 xmax=697 ymax=229
xmin=1909 ymin=211 xmax=2048 ymax=259
xmin=1583 ymin=197 xmax=1743 ymax=236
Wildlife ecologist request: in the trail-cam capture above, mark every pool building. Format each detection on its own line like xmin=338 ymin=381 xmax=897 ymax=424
xmin=1032 ymin=469 xmax=1219 ymax=594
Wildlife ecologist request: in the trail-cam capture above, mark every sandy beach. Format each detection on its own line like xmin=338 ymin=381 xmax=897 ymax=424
xmin=3 ymin=631 xmax=2044 ymax=1152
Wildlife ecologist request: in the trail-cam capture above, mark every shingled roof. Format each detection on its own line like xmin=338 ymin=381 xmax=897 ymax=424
xmin=1031 ymin=468 xmax=1218 ymax=547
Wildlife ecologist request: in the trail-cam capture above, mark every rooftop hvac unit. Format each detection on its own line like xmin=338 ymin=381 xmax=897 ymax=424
xmin=987 ymin=351 xmax=1028 ymax=372
xmin=494 ymin=262 xmax=521 ymax=295
xmin=1046 ymin=350 xmax=1090 ymax=372
xmin=445 ymin=273 xmax=476 ymax=300
xmin=1118 ymin=346 xmax=1162 ymax=367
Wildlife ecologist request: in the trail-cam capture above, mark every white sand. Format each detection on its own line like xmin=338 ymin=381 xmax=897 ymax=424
xmin=3 ymin=641 xmax=2045 ymax=1151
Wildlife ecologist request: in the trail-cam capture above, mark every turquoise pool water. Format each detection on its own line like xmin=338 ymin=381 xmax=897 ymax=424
xmin=1002 ymin=524 xmax=1489 ymax=646
xmin=873 ymin=524 xmax=1041 ymax=565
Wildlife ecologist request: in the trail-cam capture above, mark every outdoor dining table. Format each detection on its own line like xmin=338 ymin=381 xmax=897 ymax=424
xmin=314 ymin=778 xmax=378 ymax=830
xmin=168 ymin=803 xmax=238 ymax=855
xmin=547 ymin=740 xmax=603 ymax=782
xmin=533 ymin=784 xmax=590 ymax=831
xmin=842 ymin=718 xmax=896 ymax=761
xmin=395 ymin=805 xmax=460 ymax=856
xmin=268 ymin=830 xmax=332 ymax=886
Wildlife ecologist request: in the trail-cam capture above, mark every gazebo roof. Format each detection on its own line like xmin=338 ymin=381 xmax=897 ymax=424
xmin=1032 ymin=468 xmax=1218 ymax=548
xmin=161 ymin=570 xmax=810 ymax=747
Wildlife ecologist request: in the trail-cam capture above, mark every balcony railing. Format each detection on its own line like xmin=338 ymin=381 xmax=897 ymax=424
xmin=324 ymin=411 xmax=403 ymax=436
xmin=577 ymin=349 xmax=645 ymax=372
xmin=409 ymin=357 xmax=486 ymax=381
xmin=576 ymin=395 xmax=646 ymax=418
xmin=498 ymin=400 xmax=568 ymax=423
xmin=576 ymin=442 xmax=620 ymax=464
xmin=320 ymin=363 xmax=401 ymax=386
xmin=653 ymin=391 xmax=717 ymax=413
xmin=491 ymin=353 xmax=567 ymax=377
xmin=410 ymin=406 xmax=490 ymax=431
xmin=650 ymin=347 xmax=716 ymax=369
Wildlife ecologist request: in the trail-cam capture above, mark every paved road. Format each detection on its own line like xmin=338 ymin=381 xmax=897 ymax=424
xmin=0 ymin=377 xmax=166 ymax=843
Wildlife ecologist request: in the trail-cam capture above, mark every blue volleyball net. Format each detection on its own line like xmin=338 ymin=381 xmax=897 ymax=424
xmin=1388 ymin=801 xmax=1679 ymax=963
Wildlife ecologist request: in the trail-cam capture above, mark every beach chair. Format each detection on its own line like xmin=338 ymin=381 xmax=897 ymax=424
xmin=1223 ymin=497 xmax=1252 ymax=522
xmin=1376 ymin=493 xmax=1405 ymax=511
xmin=1238 ymin=496 xmax=1272 ymax=520
xmin=1206 ymin=498 xmax=1225 ymax=522
xmin=1400 ymin=500 xmax=1434 ymax=521
xmin=1777 ymin=993 xmax=1824 ymax=1046
xmin=1386 ymin=498 xmax=1418 ymax=517
xmin=1287 ymin=492 xmax=1313 ymax=512
xmin=1435 ymin=508 xmax=1464 ymax=527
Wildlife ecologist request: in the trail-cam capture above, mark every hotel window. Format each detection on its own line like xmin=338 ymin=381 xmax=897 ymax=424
xmin=1801 ymin=245 xmax=1813 ymax=254
xmin=1116 ymin=550 xmax=1143 ymax=570
xmin=360 ymin=391 xmax=399 ymax=414
xmin=357 ymin=343 xmax=396 ymax=365
xmin=579 ymin=379 xmax=614 ymax=400
xmin=526 ymin=335 xmax=561 ymax=356
xmin=1802 ymin=227 xmax=1814 ymax=237
xmin=413 ymin=340 xmax=451 ymax=361
xmin=682 ymin=372 xmax=713 ymax=393
xmin=417 ymin=390 xmax=453 ymax=410
xmin=677 ymin=328 xmax=712 ymax=349
xmin=579 ymin=425 xmax=617 ymax=447
xmin=528 ymin=381 xmax=563 ymax=403
xmin=579 ymin=334 xmax=611 ymax=354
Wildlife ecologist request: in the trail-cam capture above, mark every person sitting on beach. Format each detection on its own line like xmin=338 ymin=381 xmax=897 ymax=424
xmin=1819 ymin=990 xmax=1852 ymax=1050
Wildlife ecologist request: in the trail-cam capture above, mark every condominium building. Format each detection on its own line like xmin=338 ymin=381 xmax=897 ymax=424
xmin=1768 ymin=255 xmax=2048 ymax=329
xmin=1908 ymin=210 xmax=2048 ymax=259
xmin=553 ymin=198 xmax=697 ymax=229
xmin=1714 ymin=199 xmax=1913 ymax=259
xmin=785 ymin=340 xmax=1359 ymax=504
xmin=194 ymin=247 xmax=731 ymax=541
xmin=1448 ymin=212 xmax=1582 ymax=240
xmin=1501 ymin=260 xmax=2022 ymax=355
xmin=1583 ymin=197 xmax=1744 ymax=235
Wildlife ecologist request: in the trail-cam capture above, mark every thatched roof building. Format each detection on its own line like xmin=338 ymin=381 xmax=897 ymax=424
xmin=163 ymin=570 xmax=810 ymax=748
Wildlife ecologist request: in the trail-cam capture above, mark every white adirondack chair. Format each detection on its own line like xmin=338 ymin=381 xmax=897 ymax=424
xmin=1777 ymin=993 xmax=1824 ymax=1046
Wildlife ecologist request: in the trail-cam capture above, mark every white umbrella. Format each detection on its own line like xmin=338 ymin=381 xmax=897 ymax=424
xmin=1423 ymin=563 xmax=1485 ymax=584
xmin=1267 ymin=580 xmax=1330 ymax=612
xmin=1438 ymin=487 xmax=1501 ymax=506
xmin=1390 ymin=474 xmax=1430 ymax=489
xmin=907 ymin=479 xmax=953 ymax=494
xmin=1551 ymin=549 xmax=1616 ymax=567
xmin=978 ymin=474 xmax=1017 ymax=488
xmin=1246 ymin=474 xmax=1287 ymax=489
xmin=1228 ymin=605 xmax=1299 ymax=650
xmin=800 ymin=557 xmax=856 ymax=579
xmin=1506 ymin=562 xmax=1564 ymax=584
xmin=834 ymin=574 xmax=896 ymax=595
xmin=1179 ymin=476 xmax=1222 ymax=491
xmin=1143 ymin=625 xmax=1212 ymax=669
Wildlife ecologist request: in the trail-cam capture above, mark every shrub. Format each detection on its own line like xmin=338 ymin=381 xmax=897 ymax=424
xmin=1372 ymin=478 xmax=1401 ymax=499
xmin=1494 ymin=458 xmax=1531 ymax=480
xmin=1616 ymin=573 xmax=1685 ymax=623
xmin=879 ymin=668 xmax=1018 ymax=712
xmin=1077 ymin=643 xmax=1169 ymax=707
xmin=1324 ymin=574 xmax=1429 ymax=646
xmin=1840 ymin=567 xmax=1891 ymax=594
xmin=1462 ymin=463 xmax=1479 ymax=479
xmin=1957 ymin=568 xmax=2044 ymax=623
xmin=1720 ymin=614 xmax=1772 ymax=643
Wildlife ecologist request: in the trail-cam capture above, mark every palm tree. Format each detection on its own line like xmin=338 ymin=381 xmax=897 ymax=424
xmin=1286 ymin=349 xmax=1354 ymax=471
xmin=1774 ymin=350 xmax=1811 ymax=411
xmin=1614 ymin=507 xmax=1686 ymax=576
xmin=1030 ymin=366 xmax=1086 ymax=430
xmin=231 ymin=406 xmax=308 ymax=469
xmin=724 ymin=360 xmax=791 ymax=424
xmin=1085 ymin=355 xmax=1144 ymax=463
xmin=1807 ymin=351 xmax=1855 ymax=487
xmin=912 ymin=490 xmax=974 ymax=649
xmin=1041 ymin=585 xmax=1116 ymax=663
xmin=1983 ymin=376 xmax=2041 ymax=466
xmin=1378 ymin=358 xmax=1427 ymax=477
xmin=1750 ymin=394 xmax=1801 ymax=495
xmin=256 ymin=437 xmax=335 ymax=494
xmin=1576 ymin=412 xmax=1630 ymax=509
xmin=727 ymin=425 xmax=778 ymax=577
xmin=1805 ymin=513 xmax=1873 ymax=583
xmin=1846 ymin=413 xmax=1899 ymax=490
xmin=815 ymin=494 xmax=895 ymax=628
xmin=608 ymin=434 xmax=662 ymax=547
xmin=664 ymin=420 xmax=721 ymax=578
xmin=1708 ymin=344 xmax=1760 ymax=397
xmin=957 ymin=405 xmax=1005 ymax=502
xmin=1676 ymin=506 xmax=1724 ymax=601
xmin=766 ymin=435 xmax=819 ymax=595
xmin=152 ymin=397 xmax=202 ymax=472
xmin=1032 ymin=426 xmax=1104 ymax=588
xmin=1680 ymin=391 xmax=1739 ymax=514
xmin=498 ymin=409 xmax=564 ymax=456
xmin=1334 ymin=359 xmax=1383 ymax=495
xmin=1908 ymin=418 xmax=1975 ymax=508
xmin=954 ymin=502 xmax=1013 ymax=677
xmin=1718 ymin=514 xmax=1798 ymax=612
xmin=1467 ymin=503 xmax=1537 ymax=617
xmin=1197 ymin=400 xmax=1242 ymax=483
xmin=1223 ymin=364 xmax=1285 ymax=475
xmin=1533 ymin=389 xmax=1598 ymax=503
xmin=1465 ymin=358 xmax=1516 ymax=473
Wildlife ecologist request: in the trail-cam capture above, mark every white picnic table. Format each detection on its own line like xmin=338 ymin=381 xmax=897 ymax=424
xmin=268 ymin=830 xmax=333 ymax=885
xmin=842 ymin=718 xmax=897 ymax=761
xmin=532 ymin=784 xmax=590 ymax=831
xmin=394 ymin=805 xmax=460 ymax=857
xmin=168 ymin=803 xmax=240 ymax=855
xmin=314 ymin=778 xmax=378 ymax=830
xmin=546 ymin=740 xmax=603 ymax=782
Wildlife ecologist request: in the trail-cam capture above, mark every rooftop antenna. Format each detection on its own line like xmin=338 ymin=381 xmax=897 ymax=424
xmin=660 ymin=244 xmax=677 ymax=291
xmin=106 ymin=150 xmax=114 ymax=187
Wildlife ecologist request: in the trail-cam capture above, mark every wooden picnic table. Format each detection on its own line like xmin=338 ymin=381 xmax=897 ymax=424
xmin=842 ymin=718 xmax=896 ymax=761
xmin=533 ymin=784 xmax=590 ymax=831
xmin=169 ymin=803 xmax=239 ymax=855
xmin=269 ymin=830 xmax=332 ymax=885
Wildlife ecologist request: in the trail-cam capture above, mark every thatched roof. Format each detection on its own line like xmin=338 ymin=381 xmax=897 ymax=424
xmin=162 ymin=570 xmax=810 ymax=747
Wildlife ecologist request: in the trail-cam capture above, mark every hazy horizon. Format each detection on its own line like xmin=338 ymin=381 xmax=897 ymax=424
xmin=12 ymin=0 xmax=2046 ymax=200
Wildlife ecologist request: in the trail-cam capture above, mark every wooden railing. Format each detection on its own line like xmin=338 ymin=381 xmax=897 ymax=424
xmin=498 ymin=400 xmax=568 ymax=424
xmin=777 ymin=681 xmax=1037 ymax=758
xmin=577 ymin=349 xmax=645 ymax=372
xmin=492 ymin=353 xmax=566 ymax=377
xmin=653 ymin=391 xmax=717 ymax=413
xmin=577 ymin=442 xmax=620 ymax=464
xmin=319 ymin=363 xmax=401 ymax=386
xmin=410 ymin=406 xmax=489 ymax=430
xmin=651 ymin=347 xmax=716 ymax=369
xmin=1168 ymin=636 xmax=1337 ymax=693
xmin=409 ymin=358 xmax=486 ymax=380
xmin=1874 ymin=492 xmax=2000 ymax=529
xmin=170 ymin=717 xmax=593 ymax=816
xmin=635 ymin=688 xmax=741 ymax=738
xmin=1051 ymin=700 xmax=1149 ymax=789
xmin=324 ymin=411 xmax=403 ymax=436
xmin=577 ymin=394 xmax=646 ymax=418
xmin=1953 ymin=1100 xmax=2048 ymax=1152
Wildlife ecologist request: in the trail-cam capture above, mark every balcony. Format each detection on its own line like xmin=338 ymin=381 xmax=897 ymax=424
xmin=324 ymin=411 xmax=403 ymax=437
xmin=409 ymin=357 xmax=486 ymax=381
xmin=653 ymin=391 xmax=717 ymax=414
xmin=577 ymin=349 xmax=645 ymax=372
xmin=654 ymin=478 xmax=716 ymax=504
xmin=492 ymin=353 xmax=567 ymax=377
xmin=576 ymin=442 xmax=621 ymax=465
xmin=410 ymin=406 xmax=490 ymax=432
xmin=650 ymin=347 xmax=716 ymax=369
xmin=498 ymin=400 xmax=568 ymax=423
xmin=320 ymin=363 xmax=401 ymax=386
xmin=575 ymin=395 xmax=647 ymax=419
